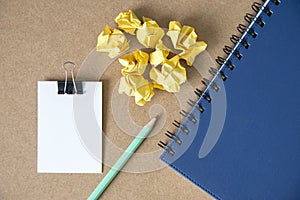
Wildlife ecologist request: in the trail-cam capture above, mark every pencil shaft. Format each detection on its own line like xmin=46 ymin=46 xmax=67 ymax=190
xmin=88 ymin=124 xmax=153 ymax=200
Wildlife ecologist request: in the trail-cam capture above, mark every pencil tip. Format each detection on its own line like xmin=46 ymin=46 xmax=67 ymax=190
xmin=146 ymin=117 xmax=157 ymax=129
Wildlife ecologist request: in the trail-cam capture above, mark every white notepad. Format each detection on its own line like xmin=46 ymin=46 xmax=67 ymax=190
xmin=37 ymin=81 xmax=102 ymax=173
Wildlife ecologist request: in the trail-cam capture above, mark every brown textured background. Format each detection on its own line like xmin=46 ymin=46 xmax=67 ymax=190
xmin=1 ymin=0 xmax=255 ymax=199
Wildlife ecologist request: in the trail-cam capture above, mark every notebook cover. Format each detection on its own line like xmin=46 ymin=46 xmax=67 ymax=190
xmin=160 ymin=1 xmax=300 ymax=199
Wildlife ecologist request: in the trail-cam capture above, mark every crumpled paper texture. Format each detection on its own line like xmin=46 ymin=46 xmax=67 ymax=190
xmin=96 ymin=25 xmax=129 ymax=58
xmin=115 ymin=10 xmax=141 ymax=35
xmin=136 ymin=17 xmax=165 ymax=48
xmin=119 ymin=50 xmax=149 ymax=75
xmin=167 ymin=21 xmax=207 ymax=66
xmin=119 ymin=74 xmax=154 ymax=106
xmin=149 ymin=41 xmax=171 ymax=67
xmin=98 ymin=11 xmax=207 ymax=106
xmin=150 ymin=55 xmax=187 ymax=92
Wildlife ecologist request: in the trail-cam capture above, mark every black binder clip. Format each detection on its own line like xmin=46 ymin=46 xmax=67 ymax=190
xmin=57 ymin=61 xmax=83 ymax=94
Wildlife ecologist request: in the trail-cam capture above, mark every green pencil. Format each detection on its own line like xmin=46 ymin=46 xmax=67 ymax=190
xmin=88 ymin=117 xmax=157 ymax=200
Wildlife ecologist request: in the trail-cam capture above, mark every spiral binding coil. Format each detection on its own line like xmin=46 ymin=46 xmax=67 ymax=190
xmin=158 ymin=0 xmax=280 ymax=155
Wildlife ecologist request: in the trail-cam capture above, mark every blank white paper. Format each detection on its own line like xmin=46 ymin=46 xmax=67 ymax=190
xmin=37 ymin=81 xmax=102 ymax=173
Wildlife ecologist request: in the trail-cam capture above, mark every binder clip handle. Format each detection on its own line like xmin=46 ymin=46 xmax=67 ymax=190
xmin=62 ymin=61 xmax=77 ymax=94
xmin=58 ymin=61 xmax=80 ymax=95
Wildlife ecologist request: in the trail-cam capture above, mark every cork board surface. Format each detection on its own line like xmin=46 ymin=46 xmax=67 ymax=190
xmin=0 ymin=0 xmax=255 ymax=199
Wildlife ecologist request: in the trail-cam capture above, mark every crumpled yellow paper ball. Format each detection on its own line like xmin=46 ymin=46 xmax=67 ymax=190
xmin=96 ymin=25 xmax=130 ymax=58
xmin=167 ymin=21 xmax=197 ymax=51
xmin=179 ymin=41 xmax=207 ymax=66
xmin=150 ymin=40 xmax=171 ymax=66
xmin=167 ymin=21 xmax=207 ymax=66
xmin=150 ymin=55 xmax=187 ymax=92
xmin=114 ymin=10 xmax=141 ymax=35
xmin=136 ymin=17 xmax=165 ymax=48
xmin=118 ymin=75 xmax=154 ymax=106
xmin=119 ymin=50 xmax=149 ymax=75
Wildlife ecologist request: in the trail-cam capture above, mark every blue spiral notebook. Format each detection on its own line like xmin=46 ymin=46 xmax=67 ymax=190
xmin=160 ymin=0 xmax=300 ymax=199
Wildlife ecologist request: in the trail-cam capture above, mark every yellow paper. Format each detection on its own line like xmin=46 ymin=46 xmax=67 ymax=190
xmin=149 ymin=40 xmax=171 ymax=66
xmin=167 ymin=21 xmax=198 ymax=51
xmin=118 ymin=75 xmax=154 ymax=106
xmin=150 ymin=55 xmax=186 ymax=92
xmin=136 ymin=17 xmax=165 ymax=48
xmin=119 ymin=75 xmax=135 ymax=96
xmin=152 ymin=83 xmax=165 ymax=90
xmin=96 ymin=25 xmax=130 ymax=58
xmin=114 ymin=17 xmax=208 ymax=105
xmin=114 ymin=10 xmax=141 ymax=35
xmin=180 ymin=41 xmax=207 ymax=66
xmin=119 ymin=50 xmax=149 ymax=75
xmin=167 ymin=21 xmax=207 ymax=65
